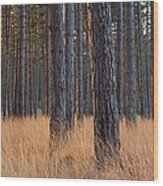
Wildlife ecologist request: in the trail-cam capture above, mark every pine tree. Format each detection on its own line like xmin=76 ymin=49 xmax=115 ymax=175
xmin=126 ymin=2 xmax=137 ymax=123
xmin=65 ymin=4 xmax=75 ymax=128
xmin=116 ymin=2 xmax=124 ymax=117
xmin=49 ymin=4 xmax=66 ymax=139
xmin=91 ymin=3 xmax=120 ymax=162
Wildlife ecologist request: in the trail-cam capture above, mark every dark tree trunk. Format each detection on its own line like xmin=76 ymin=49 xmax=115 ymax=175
xmin=84 ymin=5 xmax=92 ymax=117
xmin=150 ymin=1 xmax=154 ymax=119
xmin=116 ymin=3 xmax=124 ymax=118
xmin=138 ymin=3 xmax=148 ymax=118
xmin=146 ymin=2 xmax=151 ymax=118
xmin=65 ymin=4 xmax=75 ymax=128
xmin=24 ymin=6 xmax=29 ymax=117
xmin=1 ymin=6 xmax=7 ymax=119
xmin=49 ymin=4 xmax=66 ymax=139
xmin=28 ymin=5 xmax=33 ymax=117
xmin=45 ymin=6 xmax=50 ymax=115
xmin=77 ymin=4 xmax=84 ymax=120
xmin=18 ymin=5 xmax=25 ymax=117
xmin=33 ymin=6 xmax=40 ymax=118
xmin=126 ymin=2 xmax=137 ymax=123
xmin=91 ymin=3 xmax=120 ymax=162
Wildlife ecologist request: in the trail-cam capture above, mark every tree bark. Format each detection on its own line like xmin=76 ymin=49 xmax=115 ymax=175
xmin=49 ymin=4 xmax=66 ymax=139
xmin=116 ymin=3 xmax=124 ymax=118
xmin=91 ymin=3 xmax=120 ymax=162
xmin=18 ymin=5 xmax=25 ymax=117
xmin=77 ymin=4 xmax=84 ymax=120
xmin=126 ymin=2 xmax=137 ymax=123
xmin=65 ymin=4 xmax=75 ymax=128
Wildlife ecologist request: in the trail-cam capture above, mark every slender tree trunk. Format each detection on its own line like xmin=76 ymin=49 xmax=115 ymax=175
xmin=33 ymin=6 xmax=40 ymax=118
xmin=137 ymin=3 xmax=148 ymax=118
xmin=6 ymin=6 xmax=11 ymax=117
xmin=85 ymin=6 xmax=92 ymax=117
xmin=116 ymin=3 xmax=124 ymax=118
xmin=14 ymin=38 xmax=19 ymax=116
xmin=41 ymin=44 xmax=46 ymax=115
xmin=65 ymin=4 xmax=75 ymax=128
xmin=1 ymin=6 xmax=7 ymax=119
xmin=146 ymin=2 xmax=151 ymax=118
xmin=87 ymin=4 xmax=94 ymax=116
xmin=77 ymin=4 xmax=84 ymax=120
xmin=24 ymin=6 xmax=29 ymax=117
xmin=150 ymin=1 xmax=154 ymax=119
xmin=126 ymin=2 xmax=137 ymax=123
xmin=19 ymin=5 xmax=25 ymax=117
xmin=28 ymin=5 xmax=33 ymax=117
xmin=45 ymin=6 xmax=50 ymax=115
xmin=49 ymin=4 xmax=66 ymax=139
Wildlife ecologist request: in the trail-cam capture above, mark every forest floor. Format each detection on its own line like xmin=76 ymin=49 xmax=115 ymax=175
xmin=1 ymin=116 xmax=154 ymax=180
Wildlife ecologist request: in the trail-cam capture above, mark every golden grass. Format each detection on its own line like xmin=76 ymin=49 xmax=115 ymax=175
xmin=1 ymin=116 xmax=154 ymax=180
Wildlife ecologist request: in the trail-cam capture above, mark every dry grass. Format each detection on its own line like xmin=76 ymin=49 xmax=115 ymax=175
xmin=1 ymin=116 xmax=154 ymax=180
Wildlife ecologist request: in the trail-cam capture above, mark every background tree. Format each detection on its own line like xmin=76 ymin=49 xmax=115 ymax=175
xmin=65 ymin=4 xmax=75 ymax=129
xmin=18 ymin=5 xmax=25 ymax=117
xmin=125 ymin=2 xmax=137 ymax=123
xmin=116 ymin=2 xmax=124 ymax=118
xmin=77 ymin=4 xmax=84 ymax=120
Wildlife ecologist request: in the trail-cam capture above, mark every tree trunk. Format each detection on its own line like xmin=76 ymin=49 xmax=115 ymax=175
xmin=150 ymin=1 xmax=154 ymax=119
xmin=126 ymin=2 xmax=137 ymax=123
xmin=116 ymin=3 xmax=124 ymax=118
xmin=24 ymin=6 xmax=29 ymax=117
xmin=91 ymin=3 xmax=120 ymax=162
xmin=137 ymin=3 xmax=148 ymax=118
xmin=1 ymin=6 xmax=7 ymax=119
xmin=77 ymin=4 xmax=84 ymax=120
xmin=65 ymin=4 xmax=75 ymax=128
xmin=49 ymin=4 xmax=66 ymax=139
xmin=28 ymin=5 xmax=33 ymax=117
xmin=18 ymin=5 xmax=25 ymax=117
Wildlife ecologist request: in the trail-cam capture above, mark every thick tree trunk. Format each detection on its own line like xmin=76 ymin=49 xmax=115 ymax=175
xmin=91 ymin=3 xmax=120 ymax=162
